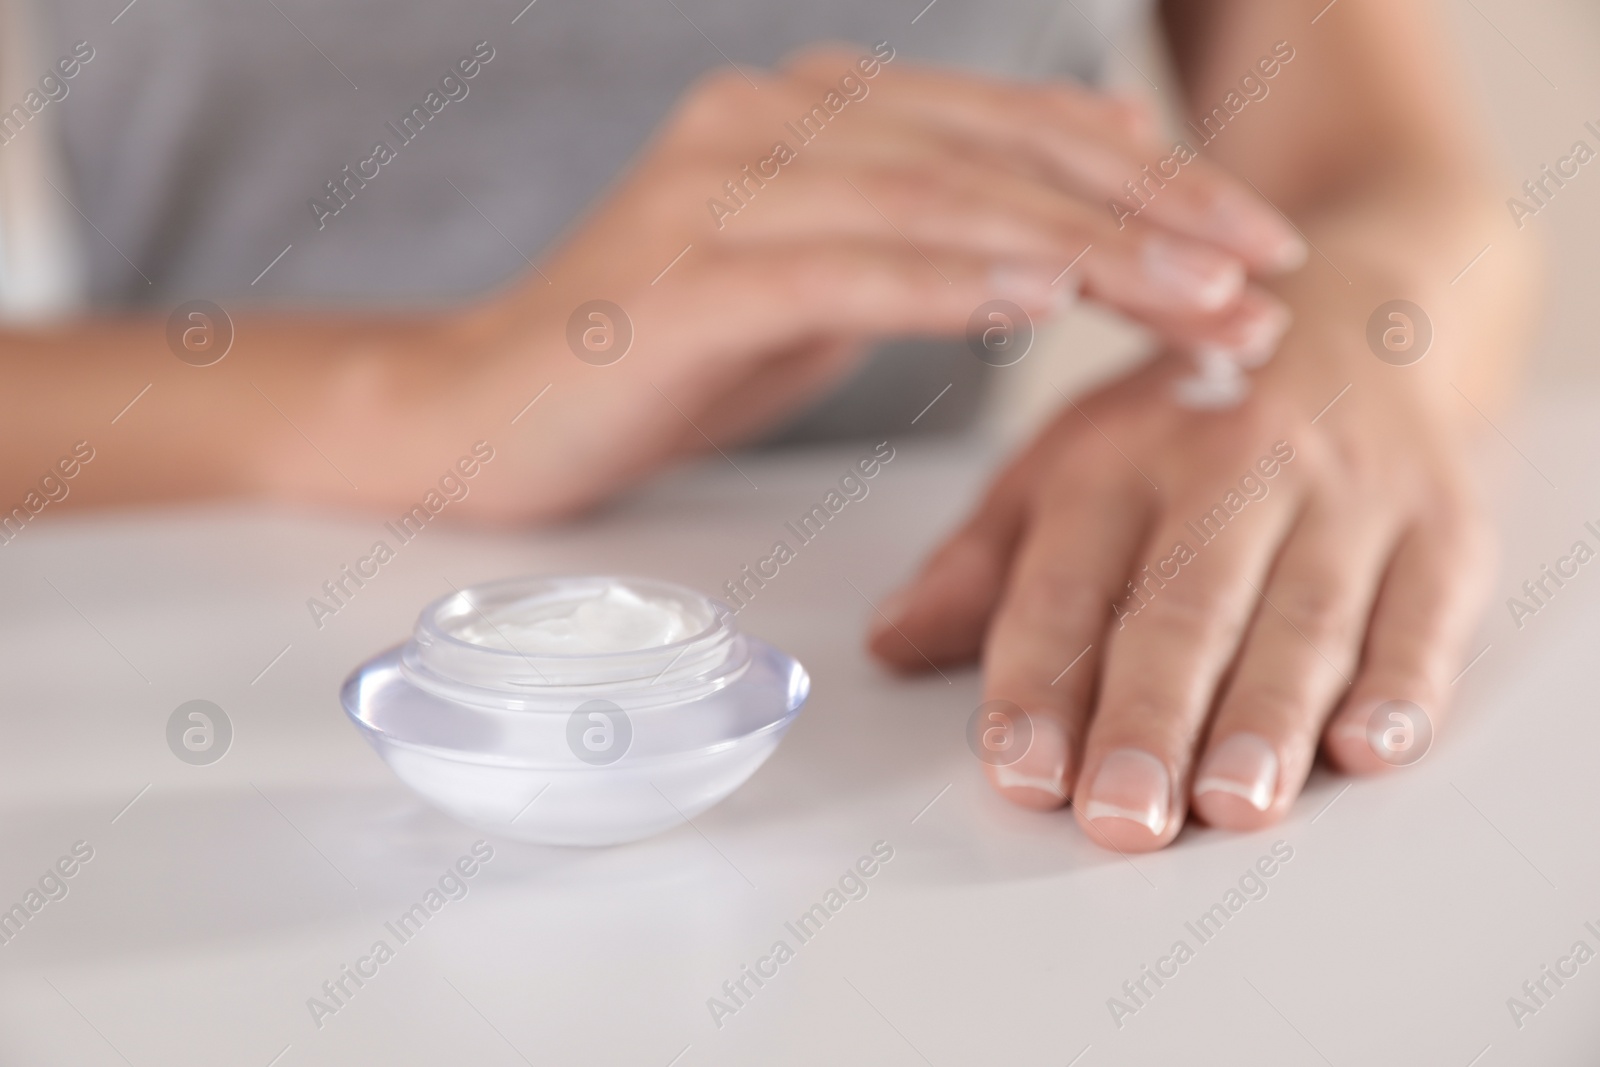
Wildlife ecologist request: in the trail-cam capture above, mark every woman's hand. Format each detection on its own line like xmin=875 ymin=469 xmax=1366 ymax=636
xmin=12 ymin=44 xmax=1301 ymax=516
xmin=867 ymin=281 xmax=1496 ymax=851
xmin=329 ymin=45 xmax=1306 ymax=520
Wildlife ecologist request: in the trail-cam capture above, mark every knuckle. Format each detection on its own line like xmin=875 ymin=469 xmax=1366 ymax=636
xmin=696 ymin=67 xmax=753 ymax=101
xmin=1229 ymin=679 xmax=1317 ymax=723
xmin=1170 ymin=389 xmax=1300 ymax=475
xmin=1004 ymin=565 xmax=1107 ymax=632
xmin=1139 ymin=581 xmax=1252 ymax=646
xmin=1230 ymin=387 xmax=1298 ymax=446
xmin=1013 ymin=97 xmax=1070 ymax=137
xmin=780 ymin=250 xmax=849 ymax=308
xmin=677 ymin=69 xmax=758 ymax=130
xmin=1356 ymin=661 xmax=1448 ymax=706
xmin=782 ymin=43 xmax=857 ymax=77
xmin=867 ymin=168 xmax=952 ymax=217
xmin=1269 ymin=572 xmax=1360 ymax=645
xmin=1423 ymin=487 xmax=1488 ymax=543
xmin=782 ymin=248 xmax=919 ymax=314
xmin=1310 ymin=431 xmax=1386 ymax=488
xmin=925 ymin=526 xmax=1006 ymax=593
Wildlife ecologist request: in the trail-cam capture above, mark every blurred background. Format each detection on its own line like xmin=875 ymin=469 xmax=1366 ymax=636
xmin=2 ymin=3 xmax=1599 ymax=1064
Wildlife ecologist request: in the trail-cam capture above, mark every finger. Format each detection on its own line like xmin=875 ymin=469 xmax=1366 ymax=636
xmin=544 ymin=241 xmax=1063 ymax=507
xmin=1322 ymin=509 xmax=1495 ymax=774
xmin=783 ymin=54 xmax=1305 ymax=273
xmin=868 ymin=405 xmax=1088 ymax=672
xmin=718 ymin=160 xmax=1252 ymax=320
xmin=640 ymin=240 xmax=1064 ymax=391
xmin=782 ymin=45 xmax=1149 ymax=150
xmin=1102 ymin=91 xmax=1162 ymax=144
xmin=976 ymin=458 xmax=1154 ymax=810
xmin=1138 ymin=284 xmax=1291 ymax=368
xmin=865 ymin=489 xmax=1024 ymax=673
xmin=1073 ymin=442 xmax=1304 ymax=850
xmin=1190 ymin=497 xmax=1397 ymax=830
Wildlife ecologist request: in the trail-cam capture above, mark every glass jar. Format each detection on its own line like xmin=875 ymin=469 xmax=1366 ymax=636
xmin=342 ymin=575 xmax=810 ymax=846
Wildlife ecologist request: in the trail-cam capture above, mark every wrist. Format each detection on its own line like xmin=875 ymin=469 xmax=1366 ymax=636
xmin=252 ymin=308 xmax=500 ymax=509
xmin=1259 ymin=182 xmax=1539 ymax=417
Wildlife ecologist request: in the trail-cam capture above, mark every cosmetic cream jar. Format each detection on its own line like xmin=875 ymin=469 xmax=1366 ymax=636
xmin=342 ymin=576 xmax=809 ymax=846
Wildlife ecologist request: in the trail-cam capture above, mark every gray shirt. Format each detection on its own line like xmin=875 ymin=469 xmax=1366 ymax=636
xmin=41 ymin=0 xmax=1148 ymax=437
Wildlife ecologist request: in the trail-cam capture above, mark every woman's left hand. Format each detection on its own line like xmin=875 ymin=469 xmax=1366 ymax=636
xmin=868 ymin=292 xmax=1495 ymax=851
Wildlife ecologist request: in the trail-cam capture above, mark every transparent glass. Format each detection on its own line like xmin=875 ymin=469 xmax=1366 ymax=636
xmin=342 ymin=576 xmax=810 ymax=846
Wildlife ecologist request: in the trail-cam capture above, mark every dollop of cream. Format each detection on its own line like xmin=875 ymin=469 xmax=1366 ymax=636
xmin=1172 ymin=347 xmax=1249 ymax=410
xmin=456 ymin=584 xmax=699 ymax=655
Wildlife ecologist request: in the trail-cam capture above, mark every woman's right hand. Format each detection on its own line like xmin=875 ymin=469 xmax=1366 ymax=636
xmin=314 ymin=45 xmax=1307 ymax=519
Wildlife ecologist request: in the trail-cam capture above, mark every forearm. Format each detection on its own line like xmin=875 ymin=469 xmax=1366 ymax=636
xmin=0 ymin=311 xmax=476 ymax=511
xmin=1163 ymin=0 xmax=1539 ymax=404
xmin=1254 ymin=182 xmax=1537 ymax=421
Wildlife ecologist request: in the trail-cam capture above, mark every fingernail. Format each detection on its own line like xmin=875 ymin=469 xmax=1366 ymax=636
xmin=1194 ymin=732 xmax=1279 ymax=812
xmin=1268 ymin=236 xmax=1309 ymax=272
xmin=1213 ymin=190 xmax=1307 ymax=272
xmin=1232 ymin=301 xmax=1292 ymax=366
xmin=1194 ymin=345 xmax=1241 ymax=378
xmin=994 ymin=713 xmax=1068 ymax=801
xmin=1142 ymin=236 xmax=1244 ymax=311
xmin=1181 ymin=300 xmax=1289 ymax=375
xmin=1082 ymin=748 xmax=1170 ymax=835
xmin=988 ymin=263 xmax=1058 ymax=306
xmin=1052 ymin=275 xmax=1080 ymax=311
xmin=1106 ymin=92 xmax=1156 ymax=139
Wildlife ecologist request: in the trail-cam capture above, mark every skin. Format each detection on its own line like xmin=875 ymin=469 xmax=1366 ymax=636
xmin=869 ymin=0 xmax=1540 ymax=849
xmin=0 ymin=48 xmax=1297 ymax=518
xmin=0 ymin=3 xmax=1535 ymax=851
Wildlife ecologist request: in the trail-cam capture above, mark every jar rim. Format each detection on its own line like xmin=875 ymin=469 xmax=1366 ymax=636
xmin=418 ymin=574 xmax=730 ymax=662
xmin=404 ymin=574 xmax=746 ymax=703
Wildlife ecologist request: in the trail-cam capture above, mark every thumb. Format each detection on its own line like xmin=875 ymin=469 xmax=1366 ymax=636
xmin=867 ymin=418 xmax=1079 ymax=671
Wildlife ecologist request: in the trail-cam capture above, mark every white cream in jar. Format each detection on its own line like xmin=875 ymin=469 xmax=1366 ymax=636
xmin=454 ymin=583 xmax=700 ymax=656
xmin=342 ymin=575 xmax=809 ymax=846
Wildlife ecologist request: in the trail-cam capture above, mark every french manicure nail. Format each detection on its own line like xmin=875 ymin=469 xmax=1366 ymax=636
xmin=1194 ymin=732 xmax=1279 ymax=812
xmin=1082 ymin=748 xmax=1170 ymax=835
xmin=1142 ymin=236 xmax=1244 ymax=311
xmin=994 ymin=714 xmax=1068 ymax=801
xmin=1194 ymin=345 xmax=1241 ymax=379
xmin=1267 ymin=234 xmax=1309 ymax=272
xmin=1213 ymin=190 xmax=1307 ymax=272
xmin=1232 ymin=302 xmax=1292 ymax=366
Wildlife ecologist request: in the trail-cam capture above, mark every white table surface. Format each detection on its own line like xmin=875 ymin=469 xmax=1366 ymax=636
xmin=1 ymin=389 xmax=1598 ymax=1067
